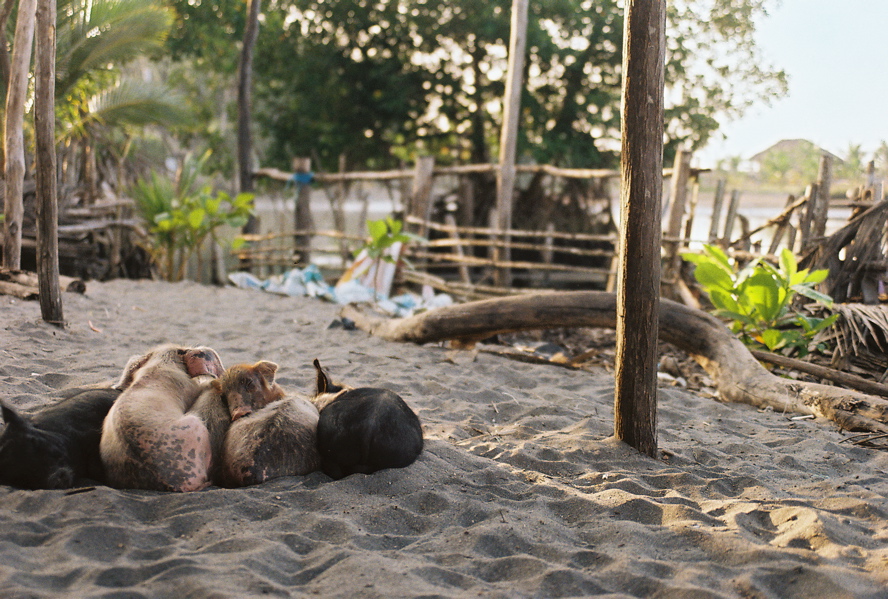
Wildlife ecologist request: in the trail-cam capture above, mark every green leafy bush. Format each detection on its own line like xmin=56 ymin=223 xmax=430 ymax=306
xmin=682 ymin=244 xmax=838 ymax=356
xmin=360 ymin=217 xmax=421 ymax=266
xmin=131 ymin=152 xmax=254 ymax=281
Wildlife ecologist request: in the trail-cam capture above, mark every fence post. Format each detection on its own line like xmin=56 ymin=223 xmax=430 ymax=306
xmin=810 ymin=154 xmax=833 ymax=243
xmin=614 ymin=0 xmax=665 ymax=458
xmin=707 ymin=179 xmax=726 ymax=243
xmin=293 ymin=157 xmax=313 ymax=264
xmin=409 ymin=156 xmax=436 ymax=239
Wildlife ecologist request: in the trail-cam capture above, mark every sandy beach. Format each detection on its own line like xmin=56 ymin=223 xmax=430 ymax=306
xmin=1 ymin=279 xmax=887 ymax=598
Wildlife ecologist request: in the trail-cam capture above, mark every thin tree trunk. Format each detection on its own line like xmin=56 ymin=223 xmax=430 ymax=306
xmin=2 ymin=0 xmax=37 ymax=269
xmin=34 ymin=0 xmax=62 ymax=324
xmin=238 ymin=0 xmax=261 ymax=234
xmin=0 ymin=0 xmax=17 ymax=137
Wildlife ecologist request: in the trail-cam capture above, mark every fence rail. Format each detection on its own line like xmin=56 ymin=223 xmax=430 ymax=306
xmin=247 ymin=155 xmax=883 ymax=303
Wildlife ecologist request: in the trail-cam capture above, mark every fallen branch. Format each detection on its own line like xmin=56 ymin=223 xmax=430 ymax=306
xmin=0 ymin=280 xmax=38 ymax=300
xmin=341 ymin=291 xmax=888 ymax=434
xmin=0 ymin=268 xmax=86 ymax=294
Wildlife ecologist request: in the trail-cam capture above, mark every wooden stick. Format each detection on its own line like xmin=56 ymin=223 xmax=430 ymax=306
xmin=767 ymin=195 xmax=800 ymax=255
xmin=751 ymin=349 xmax=888 ymax=399
xmin=445 ymin=213 xmax=471 ymax=284
xmin=407 ymin=215 xmax=616 ymax=242
xmin=407 ymin=249 xmax=612 ymax=274
xmin=254 ymin=164 xmax=709 ymax=184
xmin=424 ymin=237 xmax=613 ymax=257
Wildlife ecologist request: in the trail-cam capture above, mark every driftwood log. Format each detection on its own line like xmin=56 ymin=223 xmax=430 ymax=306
xmin=341 ymin=291 xmax=888 ymax=434
xmin=0 ymin=268 xmax=85 ymax=299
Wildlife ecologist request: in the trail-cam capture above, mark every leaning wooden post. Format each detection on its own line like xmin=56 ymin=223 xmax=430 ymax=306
xmin=493 ymin=0 xmax=529 ymax=288
xmin=2 ymin=0 xmax=37 ymax=269
xmin=34 ymin=0 xmax=62 ymax=325
xmin=614 ymin=0 xmax=665 ymax=457
xmin=810 ymin=153 xmax=833 ymax=243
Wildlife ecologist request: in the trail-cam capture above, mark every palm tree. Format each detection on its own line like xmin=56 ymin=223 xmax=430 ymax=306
xmin=0 ymin=0 xmax=191 ymax=199
xmin=54 ymin=0 xmax=192 ymax=198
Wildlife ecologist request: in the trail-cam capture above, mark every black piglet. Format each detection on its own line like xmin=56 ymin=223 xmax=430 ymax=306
xmin=311 ymin=359 xmax=423 ymax=480
xmin=0 ymin=387 xmax=121 ymax=489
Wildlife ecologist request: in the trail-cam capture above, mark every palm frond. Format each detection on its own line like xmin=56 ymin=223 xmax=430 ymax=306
xmin=56 ymin=0 xmax=173 ymax=99
xmin=60 ymin=79 xmax=192 ymax=141
xmin=830 ymin=303 xmax=888 ymax=358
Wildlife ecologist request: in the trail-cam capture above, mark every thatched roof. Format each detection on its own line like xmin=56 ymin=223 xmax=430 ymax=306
xmin=750 ymin=139 xmax=844 ymax=164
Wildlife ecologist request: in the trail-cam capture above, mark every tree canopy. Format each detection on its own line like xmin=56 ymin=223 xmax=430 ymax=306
xmin=165 ymin=0 xmax=788 ymax=173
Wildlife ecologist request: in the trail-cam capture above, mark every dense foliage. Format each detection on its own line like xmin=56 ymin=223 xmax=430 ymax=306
xmin=164 ymin=0 xmax=788 ymax=173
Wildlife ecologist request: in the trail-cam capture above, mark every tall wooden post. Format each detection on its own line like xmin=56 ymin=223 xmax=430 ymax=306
xmin=614 ymin=0 xmax=665 ymax=458
xmin=2 ymin=0 xmax=37 ymax=269
xmin=35 ymin=0 xmax=62 ymax=324
xmin=494 ymin=0 xmax=529 ymax=287
xmin=292 ymin=157 xmax=313 ymax=264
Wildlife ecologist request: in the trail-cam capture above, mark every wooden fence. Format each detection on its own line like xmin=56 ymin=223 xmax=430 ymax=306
xmin=245 ymin=154 xmax=885 ymax=302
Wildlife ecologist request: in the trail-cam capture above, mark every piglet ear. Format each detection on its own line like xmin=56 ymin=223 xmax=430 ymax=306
xmin=313 ymin=359 xmax=329 ymax=394
xmin=313 ymin=359 xmax=342 ymax=395
xmin=115 ymin=353 xmax=149 ymax=389
xmin=254 ymin=361 xmax=278 ymax=382
xmin=1 ymin=401 xmax=26 ymax=428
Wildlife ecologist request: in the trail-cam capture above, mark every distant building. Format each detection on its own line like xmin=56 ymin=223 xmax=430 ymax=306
xmin=750 ymin=139 xmax=842 ymax=165
xmin=749 ymin=139 xmax=843 ymax=182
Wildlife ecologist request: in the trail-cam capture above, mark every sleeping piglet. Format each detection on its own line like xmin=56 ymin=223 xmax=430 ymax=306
xmin=217 ymin=361 xmax=321 ymax=487
xmin=311 ymin=359 xmax=423 ymax=480
xmin=0 ymin=386 xmax=121 ymax=489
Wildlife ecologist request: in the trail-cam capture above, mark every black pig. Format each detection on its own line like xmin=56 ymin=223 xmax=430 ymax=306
xmin=0 ymin=387 xmax=121 ymax=489
xmin=311 ymin=359 xmax=423 ymax=480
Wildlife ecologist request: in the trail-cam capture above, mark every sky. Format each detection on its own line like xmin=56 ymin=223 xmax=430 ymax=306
xmin=696 ymin=0 xmax=888 ymax=167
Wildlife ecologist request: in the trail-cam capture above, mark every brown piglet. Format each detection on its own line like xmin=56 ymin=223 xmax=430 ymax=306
xmin=217 ymin=362 xmax=321 ymax=487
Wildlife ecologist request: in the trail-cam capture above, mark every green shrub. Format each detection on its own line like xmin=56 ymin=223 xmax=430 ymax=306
xmin=681 ymin=244 xmax=838 ymax=356
xmin=131 ymin=152 xmax=253 ymax=281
